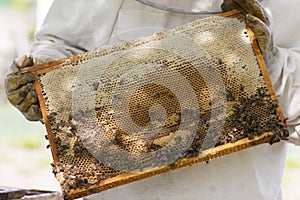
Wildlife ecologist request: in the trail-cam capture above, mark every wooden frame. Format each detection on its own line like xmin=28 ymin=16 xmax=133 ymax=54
xmin=21 ymin=10 xmax=286 ymax=199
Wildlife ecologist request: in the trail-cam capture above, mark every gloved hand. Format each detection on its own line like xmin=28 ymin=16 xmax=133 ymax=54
xmin=5 ymin=55 xmax=42 ymax=121
xmin=221 ymin=0 xmax=277 ymax=66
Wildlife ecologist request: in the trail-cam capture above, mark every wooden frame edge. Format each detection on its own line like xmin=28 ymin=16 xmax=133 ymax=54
xmin=33 ymin=73 xmax=60 ymax=165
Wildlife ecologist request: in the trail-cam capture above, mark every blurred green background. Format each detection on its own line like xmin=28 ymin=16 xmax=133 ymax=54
xmin=0 ymin=0 xmax=299 ymax=199
xmin=0 ymin=0 xmax=60 ymax=191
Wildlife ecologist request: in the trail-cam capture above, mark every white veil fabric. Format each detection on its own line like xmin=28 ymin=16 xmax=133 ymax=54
xmin=135 ymin=0 xmax=223 ymax=14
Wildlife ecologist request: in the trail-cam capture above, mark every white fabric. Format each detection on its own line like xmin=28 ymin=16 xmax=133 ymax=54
xmin=289 ymin=131 xmax=300 ymax=146
xmin=262 ymin=0 xmax=300 ymax=144
xmin=30 ymin=0 xmax=300 ymax=199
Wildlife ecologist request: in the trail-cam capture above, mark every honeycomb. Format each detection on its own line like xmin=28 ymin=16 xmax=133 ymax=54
xmin=23 ymin=11 xmax=288 ymax=199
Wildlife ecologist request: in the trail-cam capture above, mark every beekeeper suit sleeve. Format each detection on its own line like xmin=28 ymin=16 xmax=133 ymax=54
xmin=262 ymin=0 xmax=300 ymax=146
xmin=267 ymin=47 xmax=300 ymax=146
xmin=30 ymin=0 xmax=124 ymax=62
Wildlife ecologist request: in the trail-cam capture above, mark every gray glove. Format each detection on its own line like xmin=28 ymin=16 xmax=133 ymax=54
xmin=5 ymin=55 xmax=42 ymax=121
xmin=221 ymin=0 xmax=277 ymax=66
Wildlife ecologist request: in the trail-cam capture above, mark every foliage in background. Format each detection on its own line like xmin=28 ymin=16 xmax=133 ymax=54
xmin=0 ymin=0 xmax=35 ymax=11
xmin=0 ymin=102 xmax=45 ymax=148
xmin=0 ymin=0 xmax=36 ymax=102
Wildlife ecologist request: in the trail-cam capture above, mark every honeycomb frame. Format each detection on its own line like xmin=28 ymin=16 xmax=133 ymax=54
xmin=21 ymin=10 xmax=287 ymax=199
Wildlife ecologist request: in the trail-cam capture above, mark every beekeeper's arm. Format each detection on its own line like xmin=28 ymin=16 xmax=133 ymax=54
xmin=5 ymin=0 xmax=123 ymax=121
xmin=31 ymin=0 xmax=123 ymax=61
xmin=263 ymin=0 xmax=300 ymax=147
xmin=267 ymin=45 xmax=300 ymax=146
xmin=223 ymin=0 xmax=300 ymax=145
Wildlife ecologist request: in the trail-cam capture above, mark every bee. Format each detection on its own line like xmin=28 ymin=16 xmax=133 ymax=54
xmin=284 ymin=118 xmax=289 ymax=124
xmin=136 ymin=102 xmax=141 ymax=109
xmin=239 ymin=84 xmax=245 ymax=92
xmin=92 ymin=82 xmax=99 ymax=91
xmin=226 ymin=88 xmax=235 ymax=101
xmin=152 ymin=92 xmax=159 ymax=97
xmin=217 ymin=58 xmax=223 ymax=65
xmin=205 ymin=159 xmax=211 ymax=165
xmin=54 ymin=137 xmax=62 ymax=146
xmin=228 ymin=134 xmax=235 ymax=142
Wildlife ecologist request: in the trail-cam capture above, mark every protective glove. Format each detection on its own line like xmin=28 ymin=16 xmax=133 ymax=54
xmin=5 ymin=55 xmax=42 ymax=121
xmin=221 ymin=0 xmax=277 ymax=67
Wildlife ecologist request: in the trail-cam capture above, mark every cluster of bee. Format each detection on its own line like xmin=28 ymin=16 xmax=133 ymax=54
xmin=47 ymin=111 xmax=123 ymax=196
xmin=176 ymin=86 xmax=288 ymax=158
xmin=50 ymin=162 xmax=108 ymax=199
xmin=47 ymin=112 xmax=78 ymax=157
xmin=43 ymin=84 xmax=288 ymax=196
xmin=227 ymin=87 xmax=288 ymax=144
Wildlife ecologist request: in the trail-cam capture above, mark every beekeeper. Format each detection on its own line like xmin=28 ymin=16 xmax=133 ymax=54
xmin=5 ymin=0 xmax=300 ymax=199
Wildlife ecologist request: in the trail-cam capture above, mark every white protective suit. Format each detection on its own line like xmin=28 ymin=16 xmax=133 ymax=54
xmin=30 ymin=0 xmax=300 ymax=199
